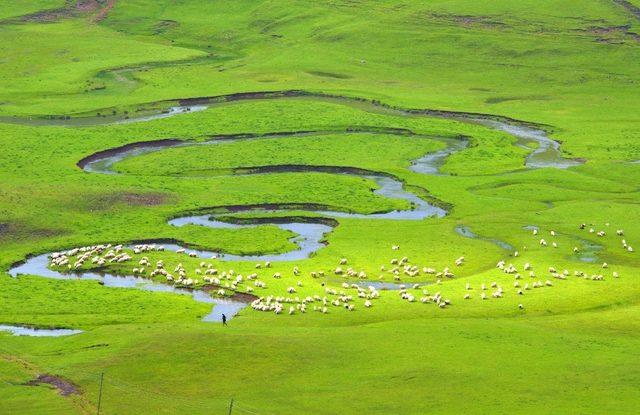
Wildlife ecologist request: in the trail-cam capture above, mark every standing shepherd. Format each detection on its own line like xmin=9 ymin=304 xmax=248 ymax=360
xmin=222 ymin=313 xmax=227 ymax=326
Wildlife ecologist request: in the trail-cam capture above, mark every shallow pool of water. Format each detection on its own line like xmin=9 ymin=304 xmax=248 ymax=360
xmin=454 ymin=225 xmax=514 ymax=251
xmin=0 ymin=325 xmax=82 ymax=337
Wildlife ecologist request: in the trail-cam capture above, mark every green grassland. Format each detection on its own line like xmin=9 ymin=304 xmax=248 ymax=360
xmin=1 ymin=1 xmax=639 ymax=414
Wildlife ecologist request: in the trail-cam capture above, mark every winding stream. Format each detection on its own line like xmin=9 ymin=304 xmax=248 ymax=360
xmin=475 ymin=119 xmax=581 ymax=169
xmin=3 ymin=90 xmax=580 ymax=169
xmin=9 ymin=254 xmax=248 ymax=322
xmin=166 ymin=217 xmax=334 ymax=262
xmin=78 ymin=128 xmax=448 ymax=262
xmin=6 ymin=90 xmax=577 ymax=322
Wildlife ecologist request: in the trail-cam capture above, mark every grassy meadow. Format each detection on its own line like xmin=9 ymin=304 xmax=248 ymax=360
xmin=0 ymin=1 xmax=639 ymax=414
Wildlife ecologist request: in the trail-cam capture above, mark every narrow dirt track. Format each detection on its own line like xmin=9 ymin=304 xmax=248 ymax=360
xmin=93 ymin=0 xmax=117 ymax=22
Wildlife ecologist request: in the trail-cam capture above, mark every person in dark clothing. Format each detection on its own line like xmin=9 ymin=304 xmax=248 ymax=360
xmin=222 ymin=314 xmax=227 ymax=326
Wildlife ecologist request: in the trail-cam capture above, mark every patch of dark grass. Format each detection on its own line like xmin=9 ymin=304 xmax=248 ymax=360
xmin=485 ymin=95 xmax=550 ymax=104
xmin=89 ymin=191 xmax=174 ymax=209
xmin=306 ymin=71 xmax=352 ymax=79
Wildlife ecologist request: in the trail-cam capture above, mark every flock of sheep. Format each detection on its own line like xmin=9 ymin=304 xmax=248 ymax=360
xmin=47 ymin=222 xmax=631 ymax=317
